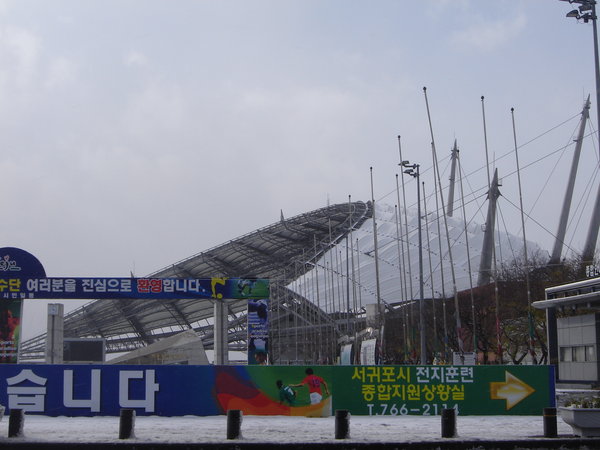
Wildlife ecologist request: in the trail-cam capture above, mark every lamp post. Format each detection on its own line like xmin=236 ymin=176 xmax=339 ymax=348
xmin=561 ymin=1 xmax=600 ymax=125
xmin=561 ymin=0 xmax=600 ymax=264
xmin=401 ymin=160 xmax=426 ymax=365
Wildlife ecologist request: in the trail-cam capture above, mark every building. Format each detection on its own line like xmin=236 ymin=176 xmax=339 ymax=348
xmin=533 ymin=276 xmax=600 ymax=387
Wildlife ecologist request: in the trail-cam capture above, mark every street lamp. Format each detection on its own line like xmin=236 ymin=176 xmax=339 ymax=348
xmin=560 ymin=0 xmax=600 ymax=263
xmin=401 ymin=160 xmax=426 ymax=365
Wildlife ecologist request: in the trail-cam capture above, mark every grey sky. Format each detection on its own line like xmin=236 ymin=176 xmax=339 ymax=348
xmin=1 ymin=1 xmax=599 ymax=336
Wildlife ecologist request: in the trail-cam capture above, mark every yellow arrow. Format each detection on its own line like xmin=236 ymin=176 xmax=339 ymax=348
xmin=490 ymin=371 xmax=535 ymax=410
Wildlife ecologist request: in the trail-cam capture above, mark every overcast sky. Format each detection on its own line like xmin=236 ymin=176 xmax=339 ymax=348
xmin=2 ymin=1 xmax=599 ymax=336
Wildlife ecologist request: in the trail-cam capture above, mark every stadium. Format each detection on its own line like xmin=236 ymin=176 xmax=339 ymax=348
xmin=19 ymin=201 xmax=374 ymax=365
xmin=18 ymin=195 xmax=543 ymax=366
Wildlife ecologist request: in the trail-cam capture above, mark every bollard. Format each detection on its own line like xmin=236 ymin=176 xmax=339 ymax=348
xmin=335 ymin=409 xmax=351 ymax=439
xmin=119 ymin=408 xmax=136 ymax=439
xmin=441 ymin=408 xmax=456 ymax=438
xmin=543 ymin=407 xmax=558 ymax=438
xmin=226 ymin=409 xmax=243 ymax=440
xmin=8 ymin=409 xmax=24 ymax=438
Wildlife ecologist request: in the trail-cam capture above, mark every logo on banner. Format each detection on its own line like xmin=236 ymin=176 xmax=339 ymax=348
xmin=0 ymin=255 xmax=21 ymax=273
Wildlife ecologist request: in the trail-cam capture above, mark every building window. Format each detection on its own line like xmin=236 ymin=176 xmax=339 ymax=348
xmin=560 ymin=346 xmax=597 ymax=362
xmin=560 ymin=347 xmax=573 ymax=362
xmin=574 ymin=346 xmax=586 ymax=362
xmin=586 ymin=345 xmax=596 ymax=362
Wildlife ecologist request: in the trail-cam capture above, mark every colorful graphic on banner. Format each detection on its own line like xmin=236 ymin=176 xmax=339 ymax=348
xmin=0 ymin=277 xmax=269 ymax=300
xmin=247 ymin=298 xmax=269 ymax=365
xmin=214 ymin=366 xmax=332 ymax=417
xmin=0 ymin=248 xmax=46 ymax=364
xmin=0 ymin=365 xmax=553 ymax=417
xmin=0 ymin=300 xmax=21 ymax=364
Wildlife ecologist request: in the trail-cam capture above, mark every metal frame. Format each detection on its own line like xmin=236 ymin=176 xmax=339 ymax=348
xmin=19 ymin=201 xmax=372 ymax=362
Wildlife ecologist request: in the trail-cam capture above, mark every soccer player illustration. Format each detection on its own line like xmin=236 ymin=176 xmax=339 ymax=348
xmin=276 ymin=380 xmax=297 ymax=406
xmin=290 ymin=368 xmax=330 ymax=405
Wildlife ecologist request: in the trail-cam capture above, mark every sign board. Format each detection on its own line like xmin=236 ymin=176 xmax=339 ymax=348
xmin=0 ymin=247 xmax=272 ymax=366
xmin=453 ymin=352 xmax=477 ymax=365
xmin=63 ymin=339 xmax=105 ymax=363
xmin=586 ymin=264 xmax=600 ymax=278
xmin=247 ymin=298 xmax=269 ymax=365
xmin=0 ymin=277 xmax=269 ymax=300
xmin=360 ymin=339 xmax=377 ymax=365
xmin=0 ymin=364 xmax=554 ymax=417
xmin=0 ymin=248 xmax=46 ymax=364
xmin=333 ymin=365 xmax=554 ymax=416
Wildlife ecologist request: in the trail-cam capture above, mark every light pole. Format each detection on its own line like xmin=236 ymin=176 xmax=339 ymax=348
xmin=561 ymin=0 xmax=600 ymax=264
xmin=401 ymin=160 xmax=426 ymax=365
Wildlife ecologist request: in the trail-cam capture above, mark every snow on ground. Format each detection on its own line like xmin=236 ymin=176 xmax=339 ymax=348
xmin=0 ymin=414 xmax=574 ymax=444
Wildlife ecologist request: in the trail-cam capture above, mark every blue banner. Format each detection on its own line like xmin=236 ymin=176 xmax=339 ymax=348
xmin=0 ymin=364 xmax=220 ymax=416
xmin=0 ymin=277 xmax=269 ymax=300
xmin=0 ymin=247 xmax=46 ymax=278
xmin=0 ymin=365 xmax=554 ymax=417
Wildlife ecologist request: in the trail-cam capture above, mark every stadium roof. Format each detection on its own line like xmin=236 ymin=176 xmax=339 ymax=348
xmin=20 ymin=201 xmax=372 ymax=360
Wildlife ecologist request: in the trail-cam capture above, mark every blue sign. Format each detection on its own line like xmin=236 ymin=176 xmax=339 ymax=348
xmin=0 ymin=364 xmax=220 ymax=416
xmin=0 ymin=277 xmax=270 ymax=300
xmin=0 ymin=247 xmax=46 ymax=278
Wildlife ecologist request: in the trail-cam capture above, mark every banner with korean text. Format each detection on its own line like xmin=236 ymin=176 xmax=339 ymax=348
xmin=0 ymin=248 xmax=46 ymax=363
xmin=0 ymin=364 xmax=554 ymax=417
xmin=0 ymin=277 xmax=269 ymax=301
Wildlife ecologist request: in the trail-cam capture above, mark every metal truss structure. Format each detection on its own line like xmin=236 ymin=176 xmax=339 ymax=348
xmin=19 ymin=201 xmax=373 ymax=363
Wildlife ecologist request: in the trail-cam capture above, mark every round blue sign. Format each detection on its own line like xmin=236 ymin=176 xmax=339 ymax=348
xmin=0 ymin=247 xmax=46 ymax=278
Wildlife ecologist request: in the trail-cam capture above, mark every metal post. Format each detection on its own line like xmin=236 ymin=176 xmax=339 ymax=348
xmin=550 ymin=98 xmax=590 ymax=264
xmin=441 ymin=408 xmax=457 ymax=438
xmin=119 ymin=409 xmax=136 ymax=439
xmin=561 ymin=0 xmax=600 ymax=263
xmin=584 ymin=1 xmax=600 ymax=263
xmin=416 ymin=165 xmax=426 ymax=365
xmin=335 ymin=409 xmax=351 ymax=439
xmin=543 ymin=407 xmax=558 ymax=438
xmin=8 ymin=409 xmax=24 ymax=438
xmin=227 ymin=409 xmax=243 ymax=440
xmin=214 ymin=300 xmax=229 ymax=365
xmin=402 ymin=160 xmax=426 ymax=365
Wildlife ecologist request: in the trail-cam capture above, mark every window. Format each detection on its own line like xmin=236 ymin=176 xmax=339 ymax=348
xmin=574 ymin=346 xmax=586 ymax=362
xmin=586 ymin=346 xmax=596 ymax=362
xmin=560 ymin=347 xmax=573 ymax=362
xmin=560 ymin=346 xmax=597 ymax=362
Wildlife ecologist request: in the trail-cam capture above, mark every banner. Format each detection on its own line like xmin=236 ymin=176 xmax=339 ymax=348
xmin=340 ymin=344 xmax=353 ymax=365
xmin=0 ymin=299 xmax=22 ymax=363
xmin=247 ymin=298 xmax=269 ymax=365
xmin=360 ymin=339 xmax=377 ymax=365
xmin=0 ymin=247 xmax=46 ymax=364
xmin=0 ymin=364 xmax=554 ymax=417
xmin=333 ymin=365 xmax=555 ymax=416
xmin=0 ymin=277 xmax=269 ymax=300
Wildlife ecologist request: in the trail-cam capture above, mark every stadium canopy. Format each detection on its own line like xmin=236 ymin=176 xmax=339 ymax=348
xmin=20 ymin=201 xmax=372 ymax=362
